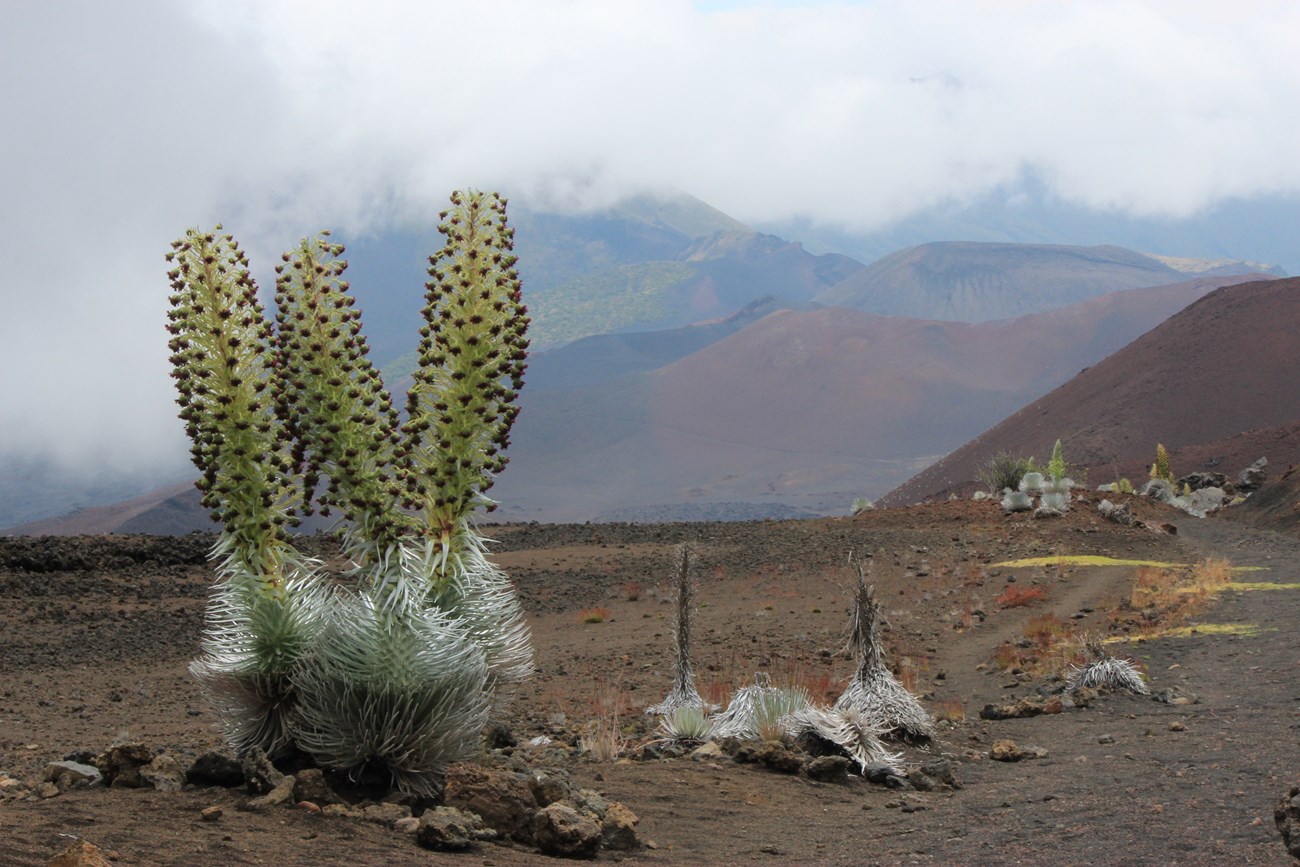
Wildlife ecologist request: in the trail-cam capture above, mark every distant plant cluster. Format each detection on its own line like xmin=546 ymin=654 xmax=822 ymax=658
xmin=987 ymin=440 xmax=1074 ymax=517
xmin=644 ymin=552 xmax=934 ymax=776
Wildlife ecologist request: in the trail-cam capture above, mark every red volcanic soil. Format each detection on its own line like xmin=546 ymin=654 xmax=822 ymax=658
xmin=886 ymin=276 xmax=1300 ymax=504
xmin=3 ymin=497 xmax=1299 ymax=865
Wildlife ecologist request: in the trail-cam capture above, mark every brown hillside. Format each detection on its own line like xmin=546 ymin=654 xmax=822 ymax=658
xmin=490 ymin=274 xmax=1256 ymax=522
xmin=882 ymin=276 xmax=1300 ymax=504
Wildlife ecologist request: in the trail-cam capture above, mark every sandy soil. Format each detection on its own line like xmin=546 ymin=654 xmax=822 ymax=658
xmin=2 ymin=495 xmax=1298 ymax=865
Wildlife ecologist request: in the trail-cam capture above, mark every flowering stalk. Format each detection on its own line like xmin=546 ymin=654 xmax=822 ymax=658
xmin=165 ymin=227 xmax=298 ymax=576
xmin=165 ymin=227 xmax=323 ymax=755
xmin=403 ymin=190 xmax=528 ymax=578
xmin=272 ymin=233 xmax=414 ymax=566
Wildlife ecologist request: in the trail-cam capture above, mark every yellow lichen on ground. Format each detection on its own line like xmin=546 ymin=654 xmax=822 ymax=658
xmin=992 ymin=554 xmax=1266 ymax=571
xmin=1104 ymin=622 xmax=1268 ymax=642
xmin=1219 ymin=581 xmax=1300 ymax=591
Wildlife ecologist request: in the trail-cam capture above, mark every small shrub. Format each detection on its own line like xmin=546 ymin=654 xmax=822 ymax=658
xmin=933 ymin=699 xmax=965 ymax=723
xmin=996 ymin=585 xmax=1047 ymax=608
xmin=851 ymin=497 xmax=875 ymax=515
xmin=579 ymin=607 xmax=611 ymax=624
xmin=1022 ymin=612 xmax=1070 ymax=648
xmin=980 ymin=453 xmax=1037 ymax=493
xmin=993 ymin=642 xmax=1030 ymax=671
xmin=623 ymin=581 xmax=642 ymax=602
xmin=1191 ymin=557 xmax=1233 ymax=590
xmin=579 ymin=714 xmax=625 ymax=761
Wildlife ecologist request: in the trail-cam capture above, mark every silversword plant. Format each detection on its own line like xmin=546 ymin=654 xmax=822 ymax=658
xmin=167 ymin=190 xmax=532 ymax=795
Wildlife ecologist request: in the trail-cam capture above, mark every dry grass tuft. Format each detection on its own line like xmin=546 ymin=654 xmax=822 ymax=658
xmin=933 ymin=698 xmax=965 ymax=723
xmin=578 ymin=606 xmax=611 ymax=624
xmin=996 ymin=584 xmax=1047 ymax=608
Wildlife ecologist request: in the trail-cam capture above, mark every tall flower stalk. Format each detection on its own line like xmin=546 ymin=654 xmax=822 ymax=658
xmin=166 ymin=191 xmax=533 ymax=792
xmin=165 ymin=227 xmax=325 ymax=755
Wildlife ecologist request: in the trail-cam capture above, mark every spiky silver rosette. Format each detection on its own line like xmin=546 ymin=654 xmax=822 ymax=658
xmin=1065 ymin=656 xmax=1150 ymax=695
xmin=647 ymin=545 xmax=715 ymax=716
xmin=189 ymin=538 xmax=329 ymax=757
xmin=708 ymin=678 xmax=811 ymax=741
xmin=290 ymin=589 xmax=491 ymax=798
xmin=785 ymin=706 xmax=903 ymax=774
xmin=423 ymin=541 xmax=534 ymax=707
xmin=835 ymin=570 xmax=935 ymax=742
xmin=657 ymin=706 xmax=714 ymax=743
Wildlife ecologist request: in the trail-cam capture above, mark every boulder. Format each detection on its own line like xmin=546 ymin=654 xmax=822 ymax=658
xmin=990 ymin=739 xmax=1024 ymax=762
xmin=96 ymin=744 xmax=153 ymax=789
xmin=1188 ymin=487 xmax=1226 ymax=514
xmin=601 ymin=801 xmax=641 ymax=851
xmin=805 ymin=754 xmax=853 ymax=783
xmin=417 ymin=806 xmax=494 ymax=851
xmin=140 ymin=754 xmax=185 ymax=792
xmin=1177 ymin=472 xmax=1226 ymax=492
xmin=529 ymin=768 xmax=576 ymax=808
xmin=44 ymin=761 xmax=102 ymax=791
xmin=733 ymin=740 xmax=803 ymax=774
xmin=46 ymin=839 xmax=112 ymax=867
xmin=240 ymin=747 xmax=284 ymax=795
xmin=444 ymin=763 xmax=539 ymax=844
xmin=532 ymin=803 xmax=603 ymax=859
xmin=1238 ymin=457 xmax=1269 ymax=492
xmin=361 ymin=802 xmax=412 ymax=828
xmin=1139 ymin=479 xmax=1174 ymax=503
xmin=292 ymin=768 xmax=341 ymax=806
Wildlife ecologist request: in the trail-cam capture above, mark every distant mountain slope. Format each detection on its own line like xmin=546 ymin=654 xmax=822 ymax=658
xmin=487 ymin=273 xmax=1257 ymax=522
xmin=526 ymin=296 xmax=797 ymax=392
xmin=528 ymin=230 xmax=863 ymax=349
xmin=814 ymin=242 xmax=1188 ymax=322
xmin=881 ymin=276 xmax=1300 ymax=504
xmin=763 ymin=187 xmax=1300 ymax=276
xmin=332 ymin=189 xmax=754 ymax=366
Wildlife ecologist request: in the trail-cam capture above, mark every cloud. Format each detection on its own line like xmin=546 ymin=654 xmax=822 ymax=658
xmin=3 ymin=0 xmax=1299 ymax=478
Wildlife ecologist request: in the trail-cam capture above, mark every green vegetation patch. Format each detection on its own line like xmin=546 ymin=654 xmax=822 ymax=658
xmin=529 ymin=261 xmax=694 ymax=348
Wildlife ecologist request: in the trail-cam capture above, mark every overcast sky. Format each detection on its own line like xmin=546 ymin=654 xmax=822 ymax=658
xmin=3 ymin=0 xmax=1299 ymax=483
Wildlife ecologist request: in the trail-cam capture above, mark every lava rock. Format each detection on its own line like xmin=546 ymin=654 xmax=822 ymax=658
xmin=186 ymin=752 xmax=244 ymax=788
xmin=444 ymin=762 xmax=539 ymax=844
xmin=96 ymin=743 xmax=153 ymax=788
xmin=44 ymin=761 xmax=102 ymax=790
xmin=533 ymin=803 xmax=603 ymax=859
xmin=241 ymin=747 xmax=284 ymax=795
xmin=292 ymin=768 xmax=341 ymax=806
xmin=140 ymin=754 xmax=185 ymax=792
xmin=805 ymin=754 xmax=853 ymax=783
xmin=47 ymin=838 xmax=112 ymax=867
xmin=1275 ymin=785 xmax=1300 ymax=860
xmin=1238 ymin=457 xmax=1269 ymax=492
xmin=601 ymin=801 xmax=641 ymax=851
xmin=417 ymin=806 xmax=492 ymax=851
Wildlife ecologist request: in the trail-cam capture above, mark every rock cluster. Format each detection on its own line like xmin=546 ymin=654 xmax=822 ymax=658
xmin=9 ymin=742 xmax=641 ymax=861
